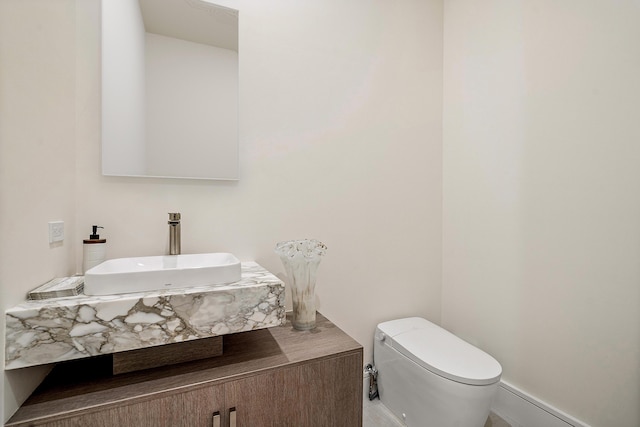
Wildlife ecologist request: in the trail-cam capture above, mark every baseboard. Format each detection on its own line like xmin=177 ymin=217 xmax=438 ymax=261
xmin=492 ymin=381 xmax=591 ymax=427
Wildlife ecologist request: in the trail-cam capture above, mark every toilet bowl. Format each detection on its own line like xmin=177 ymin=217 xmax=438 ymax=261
xmin=374 ymin=317 xmax=502 ymax=427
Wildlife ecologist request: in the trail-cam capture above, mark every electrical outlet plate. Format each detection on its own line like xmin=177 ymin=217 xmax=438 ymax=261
xmin=48 ymin=221 xmax=64 ymax=243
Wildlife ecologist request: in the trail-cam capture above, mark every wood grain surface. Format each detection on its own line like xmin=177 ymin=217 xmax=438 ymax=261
xmin=112 ymin=336 xmax=223 ymax=375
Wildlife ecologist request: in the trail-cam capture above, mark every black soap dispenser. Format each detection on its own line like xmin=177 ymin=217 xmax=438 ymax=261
xmin=83 ymin=225 xmax=106 ymax=273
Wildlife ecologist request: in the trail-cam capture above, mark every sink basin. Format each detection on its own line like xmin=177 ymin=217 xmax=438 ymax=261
xmin=84 ymin=253 xmax=241 ymax=295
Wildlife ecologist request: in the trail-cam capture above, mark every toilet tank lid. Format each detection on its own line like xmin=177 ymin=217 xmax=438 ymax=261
xmin=376 ymin=317 xmax=502 ymax=386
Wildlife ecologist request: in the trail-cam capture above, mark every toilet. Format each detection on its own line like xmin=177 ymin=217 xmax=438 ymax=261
xmin=374 ymin=317 xmax=502 ymax=427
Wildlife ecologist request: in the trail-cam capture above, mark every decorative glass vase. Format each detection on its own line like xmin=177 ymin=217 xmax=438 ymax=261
xmin=275 ymin=239 xmax=327 ymax=330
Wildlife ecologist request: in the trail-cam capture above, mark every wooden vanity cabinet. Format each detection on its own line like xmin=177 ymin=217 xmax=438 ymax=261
xmin=6 ymin=313 xmax=363 ymax=427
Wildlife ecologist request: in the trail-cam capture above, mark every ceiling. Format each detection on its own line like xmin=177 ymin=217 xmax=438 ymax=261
xmin=138 ymin=0 xmax=238 ymax=51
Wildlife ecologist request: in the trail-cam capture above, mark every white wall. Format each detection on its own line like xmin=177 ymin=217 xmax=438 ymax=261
xmin=442 ymin=2 xmax=640 ymax=427
xmin=0 ymin=0 xmax=78 ymax=422
xmin=1 ymin=0 xmax=443 ymax=421
xmin=145 ymin=33 xmax=238 ymax=179
xmin=101 ymin=0 xmax=146 ymax=176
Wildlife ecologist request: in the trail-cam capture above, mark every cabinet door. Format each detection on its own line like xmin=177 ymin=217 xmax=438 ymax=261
xmin=224 ymin=367 xmax=297 ymax=426
xmin=37 ymin=385 xmax=224 ymax=427
xmin=225 ymin=352 xmax=362 ymax=427
xmin=296 ymin=353 xmax=363 ymax=426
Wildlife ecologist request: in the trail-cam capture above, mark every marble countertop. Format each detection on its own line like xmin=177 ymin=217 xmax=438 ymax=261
xmin=5 ymin=262 xmax=285 ymax=370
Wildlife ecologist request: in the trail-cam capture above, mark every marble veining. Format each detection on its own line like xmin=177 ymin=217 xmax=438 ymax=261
xmin=5 ymin=262 xmax=285 ymax=370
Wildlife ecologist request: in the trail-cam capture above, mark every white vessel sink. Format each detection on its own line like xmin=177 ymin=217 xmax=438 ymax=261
xmin=84 ymin=253 xmax=241 ymax=295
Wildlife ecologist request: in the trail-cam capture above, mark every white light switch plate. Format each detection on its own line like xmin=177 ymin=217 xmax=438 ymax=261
xmin=48 ymin=221 xmax=64 ymax=243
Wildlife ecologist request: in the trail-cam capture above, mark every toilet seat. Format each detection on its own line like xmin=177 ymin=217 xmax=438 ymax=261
xmin=377 ymin=317 xmax=502 ymax=386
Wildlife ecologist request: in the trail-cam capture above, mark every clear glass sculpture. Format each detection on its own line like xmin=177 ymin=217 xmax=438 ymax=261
xmin=275 ymin=239 xmax=327 ymax=330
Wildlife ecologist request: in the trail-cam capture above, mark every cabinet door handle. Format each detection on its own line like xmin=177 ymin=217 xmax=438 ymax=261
xmin=212 ymin=411 xmax=220 ymax=427
xmin=229 ymin=407 xmax=237 ymax=427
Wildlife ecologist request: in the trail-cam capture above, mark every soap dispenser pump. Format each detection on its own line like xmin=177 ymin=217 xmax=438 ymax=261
xmin=83 ymin=225 xmax=106 ymax=273
xmin=89 ymin=225 xmax=104 ymax=240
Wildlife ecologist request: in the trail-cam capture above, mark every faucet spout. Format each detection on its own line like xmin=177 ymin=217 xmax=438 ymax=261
xmin=168 ymin=213 xmax=181 ymax=255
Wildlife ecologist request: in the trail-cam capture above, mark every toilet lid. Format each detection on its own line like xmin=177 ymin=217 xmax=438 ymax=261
xmin=377 ymin=317 xmax=502 ymax=386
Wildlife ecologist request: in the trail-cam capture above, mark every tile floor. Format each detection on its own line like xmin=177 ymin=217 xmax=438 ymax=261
xmin=363 ymin=397 xmax=511 ymax=427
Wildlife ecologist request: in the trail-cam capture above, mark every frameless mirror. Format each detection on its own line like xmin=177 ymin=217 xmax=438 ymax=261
xmin=102 ymin=0 xmax=238 ymax=180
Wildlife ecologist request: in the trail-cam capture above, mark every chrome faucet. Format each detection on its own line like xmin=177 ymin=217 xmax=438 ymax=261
xmin=168 ymin=213 xmax=181 ymax=255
